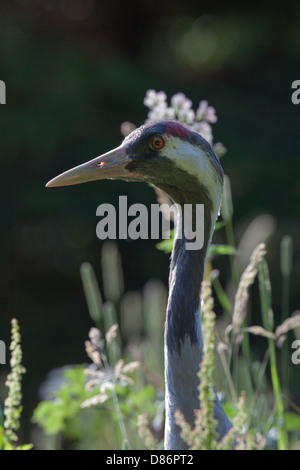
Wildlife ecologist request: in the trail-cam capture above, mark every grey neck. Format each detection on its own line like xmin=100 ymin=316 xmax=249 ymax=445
xmin=165 ymin=203 xmax=211 ymax=354
xmin=164 ymin=201 xmax=211 ymax=450
xmin=162 ymin=193 xmax=232 ymax=450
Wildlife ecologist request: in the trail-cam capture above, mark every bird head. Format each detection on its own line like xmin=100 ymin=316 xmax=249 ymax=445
xmin=46 ymin=120 xmax=223 ymax=211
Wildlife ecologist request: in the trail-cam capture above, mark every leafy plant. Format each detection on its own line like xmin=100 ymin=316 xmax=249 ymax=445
xmin=0 ymin=319 xmax=32 ymax=450
xmin=33 ymin=248 xmax=165 ymax=450
xmin=33 ymin=366 xmax=92 ymax=436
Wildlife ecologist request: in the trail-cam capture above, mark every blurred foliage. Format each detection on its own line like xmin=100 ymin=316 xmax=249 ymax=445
xmin=0 ymin=0 xmax=299 ymax=448
xmin=31 ymin=239 xmax=300 ymax=450
xmin=33 ymin=246 xmax=166 ymax=450
xmin=33 ymin=366 xmax=91 ymax=436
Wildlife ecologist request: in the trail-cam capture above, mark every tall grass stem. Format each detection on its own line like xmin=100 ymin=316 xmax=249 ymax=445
xmin=258 ymin=260 xmax=289 ymax=450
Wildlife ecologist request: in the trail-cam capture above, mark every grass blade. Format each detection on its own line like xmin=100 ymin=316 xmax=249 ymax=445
xmin=258 ymin=260 xmax=289 ymax=450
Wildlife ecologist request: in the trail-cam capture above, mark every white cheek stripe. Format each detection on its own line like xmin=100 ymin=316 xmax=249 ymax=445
xmin=163 ymin=138 xmax=222 ymax=227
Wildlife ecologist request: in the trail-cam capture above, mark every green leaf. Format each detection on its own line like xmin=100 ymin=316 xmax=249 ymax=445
xmin=280 ymin=236 xmax=293 ymax=277
xmin=214 ymin=221 xmax=226 ymax=231
xmin=0 ymin=425 xmax=3 ymax=449
xmin=33 ymin=401 xmax=69 ymax=435
xmin=209 ymin=244 xmax=238 ymax=256
xmin=80 ymin=262 xmax=103 ymax=323
xmin=221 ymin=175 xmax=233 ymax=221
xmin=211 ymin=277 xmax=232 ymax=314
xmin=16 ymin=443 xmax=33 ymax=450
xmin=3 ymin=440 xmax=14 ymax=450
xmin=128 ymin=385 xmax=156 ymax=409
xmin=156 ymin=230 xmax=174 ymax=253
xmin=284 ymin=412 xmax=300 ymax=432
xmin=222 ymin=402 xmax=239 ymax=423
xmin=33 ymin=366 xmax=94 ymax=435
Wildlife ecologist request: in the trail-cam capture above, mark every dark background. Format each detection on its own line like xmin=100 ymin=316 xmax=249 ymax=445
xmin=0 ymin=0 xmax=299 ymax=442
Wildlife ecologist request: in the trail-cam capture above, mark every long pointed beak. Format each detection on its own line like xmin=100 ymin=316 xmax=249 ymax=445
xmin=46 ymin=144 xmax=135 ymax=188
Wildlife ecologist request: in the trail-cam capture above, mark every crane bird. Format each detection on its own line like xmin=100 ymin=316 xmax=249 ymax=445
xmin=46 ymin=120 xmax=232 ymax=449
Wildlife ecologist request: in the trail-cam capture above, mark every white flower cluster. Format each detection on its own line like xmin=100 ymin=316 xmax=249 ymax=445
xmin=81 ymin=326 xmax=140 ymax=409
xmin=143 ymin=90 xmax=226 ymax=156
xmin=121 ymin=90 xmax=226 ymax=157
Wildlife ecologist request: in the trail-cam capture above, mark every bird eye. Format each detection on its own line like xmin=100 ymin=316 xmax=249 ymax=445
xmin=151 ymin=137 xmax=165 ymax=150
